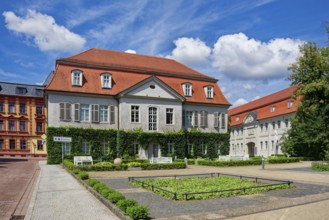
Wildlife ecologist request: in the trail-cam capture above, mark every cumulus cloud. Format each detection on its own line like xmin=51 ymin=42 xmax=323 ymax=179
xmin=125 ymin=49 xmax=137 ymax=54
xmin=212 ymin=33 xmax=303 ymax=80
xmin=3 ymin=10 xmax=86 ymax=52
xmin=251 ymin=96 xmax=260 ymax=101
xmin=232 ymin=98 xmax=248 ymax=107
xmin=167 ymin=37 xmax=211 ymax=66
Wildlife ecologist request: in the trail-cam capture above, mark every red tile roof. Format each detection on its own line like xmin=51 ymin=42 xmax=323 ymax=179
xmin=228 ymin=87 xmax=300 ymax=126
xmin=46 ymin=48 xmax=230 ymax=106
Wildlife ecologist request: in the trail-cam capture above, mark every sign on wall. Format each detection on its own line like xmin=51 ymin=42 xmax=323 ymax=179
xmin=53 ymin=136 xmax=72 ymax=143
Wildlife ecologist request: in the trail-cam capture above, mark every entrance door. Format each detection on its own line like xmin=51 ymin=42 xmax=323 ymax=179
xmin=148 ymin=143 xmax=159 ymax=159
xmin=247 ymin=142 xmax=255 ymax=156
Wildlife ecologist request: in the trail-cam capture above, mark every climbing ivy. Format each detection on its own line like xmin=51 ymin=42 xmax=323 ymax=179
xmin=46 ymin=127 xmax=230 ymax=164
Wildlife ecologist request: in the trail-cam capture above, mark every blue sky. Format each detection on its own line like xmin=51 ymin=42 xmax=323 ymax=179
xmin=0 ymin=0 xmax=328 ymax=107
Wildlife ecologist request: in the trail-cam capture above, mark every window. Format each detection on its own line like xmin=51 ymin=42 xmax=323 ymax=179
xmin=221 ymin=114 xmax=226 ymax=129
xmin=133 ymin=143 xmax=139 ymax=155
xmin=80 ymin=104 xmax=90 ymax=122
xmin=272 ymin=121 xmax=276 ymax=130
xmin=16 ymin=87 xmax=27 ymax=95
xmin=236 ymin=116 xmax=239 ymax=122
xmin=101 ymin=73 xmax=112 ymax=88
xmin=240 ymin=127 xmax=243 ymax=135
xmin=205 ymin=86 xmax=214 ymax=99
xmin=265 ymin=123 xmax=268 ymax=131
xmin=131 ymin=106 xmax=140 ymax=123
xmin=9 ymin=120 xmax=15 ymax=131
xmin=166 ymin=108 xmax=173 ymax=125
xmin=72 ymin=70 xmax=82 ymax=86
xmin=20 ymin=103 xmax=26 ymax=114
xmin=287 ymin=100 xmax=293 ymax=109
xmin=271 ymin=140 xmax=275 ymax=151
xmin=187 ymin=142 xmax=193 ymax=155
xmin=59 ymin=103 xmax=71 ymax=121
xmin=285 ymin=119 xmax=289 ymax=128
xmin=102 ymin=142 xmax=108 ymax=155
xmin=63 ymin=143 xmax=70 ymax=155
xmin=277 ymin=120 xmax=281 ymax=129
xmin=168 ymin=142 xmax=174 ymax=154
xmin=82 ymin=142 xmax=90 ymax=154
xmin=183 ymin=111 xmax=193 ymax=127
xmin=100 ymin=105 xmax=108 ymax=122
xmin=183 ymin=83 xmax=192 ymax=96
xmin=20 ymin=140 xmax=26 ymax=150
xmin=200 ymin=111 xmax=208 ymax=127
xmin=37 ymin=140 xmax=43 ymax=150
xmin=36 ymin=104 xmax=43 ymax=115
xmin=109 ymin=106 xmax=115 ymax=124
xmin=148 ymin=107 xmax=157 ymax=131
xmin=35 ymin=89 xmax=43 ymax=96
xmin=36 ymin=122 xmax=43 ymax=133
xmin=20 ymin=121 xmax=26 ymax=132
xmin=9 ymin=102 xmax=15 ymax=113
xmin=0 ymin=101 xmax=3 ymax=112
xmin=260 ymin=141 xmax=263 ymax=150
xmin=270 ymin=105 xmax=275 ymax=112
xmin=201 ymin=143 xmax=207 ymax=155
xmin=260 ymin=124 xmax=263 ymax=132
xmin=265 ymin=141 xmax=268 ymax=150
xmin=0 ymin=140 xmax=4 ymax=149
xmin=0 ymin=120 xmax=4 ymax=131
xmin=10 ymin=140 xmax=15 ymax=150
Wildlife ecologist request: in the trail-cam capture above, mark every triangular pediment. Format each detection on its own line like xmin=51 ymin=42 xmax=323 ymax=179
xmin=117 ymin=76 xmax=185 ymax=101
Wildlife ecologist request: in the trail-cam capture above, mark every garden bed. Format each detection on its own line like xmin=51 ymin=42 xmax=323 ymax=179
xmin=129 ymin=173 xmax=293 ymax=200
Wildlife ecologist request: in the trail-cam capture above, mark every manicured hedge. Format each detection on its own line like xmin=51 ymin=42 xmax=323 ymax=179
xmin=174 ymin=159 xmax=197 ymax=164
xmin=268 ymin=157 xmax=302 ymax=164
xmin=78 ymin=164 xmax=128 ymax=171
xmin=141 ymin=162 xmax=187 ymax=170
xmin=198 ymin=159 xmax=262 ymax=167
xmin=312 ymin=162 xmax=329 ymax=171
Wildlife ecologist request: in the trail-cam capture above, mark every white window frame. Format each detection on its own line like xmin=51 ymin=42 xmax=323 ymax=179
xmin=184 ymin=111 xmax=193 ymax=127
xmin=101 ymin=73 xmax=112 ymax=89
xmin=133 ymin=143 xmax=139 ymax=155
xmin=148 ymin=107 xmax=157 ymax=131
xmin=102 ymin=142 xmax=108 ymax=155
xmin=183 ymin=83 xmax=192 ymax=97
xmin=100 ymin=105 xmax=109 ymax=123
xmin=166 ymin=108 xmax=174 ymax=125
xmin=270 ymin=105 xmax=275 ymax=112
xmin=287 ymin=100 xmax=293 ymax=109
xmin=80 ymin=104 xmax=90 ymax=122
xmin=205 ymin=86 xmax=214 ymax=99
xmin=63 ymin=143 xmax=70 ymax=155
xmin=82 ymin=142 xmax=90 ymax=154
xmin=131 ymin=105 xmax=140 ymax=123
xmin=167 ymin=142 xmax=174 ymax=154
xmin=72 ymin=70 xmax=83 ymax=86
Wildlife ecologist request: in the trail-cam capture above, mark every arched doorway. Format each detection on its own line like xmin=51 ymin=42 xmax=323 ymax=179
xmin=247 ymin=142 xmax=256 ymax=156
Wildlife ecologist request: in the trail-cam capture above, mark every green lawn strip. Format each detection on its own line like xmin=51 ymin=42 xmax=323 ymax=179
xmin=312 ymin=162 xmax=329 ymax=171
xmin=131 ymin=176 xmax=292 ymax=200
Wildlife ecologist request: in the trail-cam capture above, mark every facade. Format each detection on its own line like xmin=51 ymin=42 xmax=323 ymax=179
xmin=0 ymin=82 xmax=47 ymax=157
xmin=228 ymin=87 xmax=299 ymax=157
xmin=45 ymin=48 xmax=230 ymax=158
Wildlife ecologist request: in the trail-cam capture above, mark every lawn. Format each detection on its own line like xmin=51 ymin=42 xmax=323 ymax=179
xmin=131 ymin=176 xmax=293 ymax=200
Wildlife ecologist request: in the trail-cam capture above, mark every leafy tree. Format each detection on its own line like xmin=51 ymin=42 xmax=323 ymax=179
xmin=282 ymin=42 xmax=329 ymax=159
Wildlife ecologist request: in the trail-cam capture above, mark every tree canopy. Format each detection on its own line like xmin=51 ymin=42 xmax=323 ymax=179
xmin=282 ymin=42 xmax=329 ymax=160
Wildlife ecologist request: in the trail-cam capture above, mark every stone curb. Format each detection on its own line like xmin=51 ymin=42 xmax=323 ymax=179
xmin=65 ymin=168 xmax=132 ymax=220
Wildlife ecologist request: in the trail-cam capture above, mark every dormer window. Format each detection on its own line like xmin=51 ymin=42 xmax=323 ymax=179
xmin=72 ymin=70 xmax=82 ymax=86
xmin=183 ymin=83 xmax=192 ymax=97
xmin=236 ymin=116 xmax=240 ymax=122
xmin=101 ymin=73 xmax=112 ymax=89
xmin=287 ymin=100 xmax=293 ymax=109
xmin=270 ymin=105 xmax=275 ymax=112
xmin=16 ymin=87 xmax=27 ymax=95
xmin=205 ymin=86 xmax=214 ymax=99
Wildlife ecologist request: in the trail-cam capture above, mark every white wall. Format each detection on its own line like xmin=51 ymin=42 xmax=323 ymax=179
xmin=47 ymin=93 xmax=118 ymax=129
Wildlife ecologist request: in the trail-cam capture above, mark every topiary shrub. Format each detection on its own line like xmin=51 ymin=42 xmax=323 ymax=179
xmin=87 ymin=179 xmax=100 ymax=187
xmin=126 ymin=205 xmax=149 ymax=219
xmin=107 ymin=192 xmax=125 ymax=204
xmin=141 ymin=162 xmax=186 ymax=170
xmin=93 ymin=182 xmax=108 ymax=192
xmin=99 ymin=188 xmax=116 ymax=198
xmin=117 ymin=199 xmax=138 ymax=212
xmin=128 ymin=162 xmax=142 ymax=167
xmin=78 ymin=171 xmax=89 ymax=180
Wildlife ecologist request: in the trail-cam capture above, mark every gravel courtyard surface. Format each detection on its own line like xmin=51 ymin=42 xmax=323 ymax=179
xmin=90 ymin=162 xmax=329 ymax=219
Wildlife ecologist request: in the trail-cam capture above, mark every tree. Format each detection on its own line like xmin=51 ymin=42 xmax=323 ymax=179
xmin=282 ymin=42 xmax=329 ymax=159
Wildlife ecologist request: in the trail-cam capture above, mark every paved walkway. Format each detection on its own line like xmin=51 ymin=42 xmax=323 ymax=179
xmin=25 ymin=161 xmax=119 ymax=220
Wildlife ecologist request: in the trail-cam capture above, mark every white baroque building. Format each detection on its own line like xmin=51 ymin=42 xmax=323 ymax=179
xmin=45 ymin=48 xmax=231 ymax=158
xmin=228 ymin=87 xmax=299 ymax=157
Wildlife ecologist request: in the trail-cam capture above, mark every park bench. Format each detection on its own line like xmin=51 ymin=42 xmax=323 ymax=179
xmin=74 ymin=156 xmax=93 ymax=166
xmin=150 ymin=157 xmax=172 ymax=164
xmin=219 ymin=155 xmax=249 ymax=161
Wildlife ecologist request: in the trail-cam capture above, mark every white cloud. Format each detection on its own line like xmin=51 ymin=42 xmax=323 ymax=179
xmin=251 ymin=96 xmax=260 ymax=101
xmin=3 ymin=10 xmax=86 ymax=52
xmin=221 ymin=86 xmax=232 ymax=99
xmin=232 ymin=98 xmax=248 ymax=107
xmin=167 ymin=37 xmax=211 ymax=66
xmin=0 ymin=69 xmax=20 ymax=78
xmin=243 ymin=83 xmax=255 ymax=90
xmin=212 ymin=33 xmax=303 ymax=80
xmin=125 ymin=49 xmax=137 ymax=54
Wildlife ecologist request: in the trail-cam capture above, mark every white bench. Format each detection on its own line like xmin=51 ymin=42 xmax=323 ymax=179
xmin=74 ymin=156 xmax=93 ymax=166
xmin=219 ymin=155 xmax=249 ymax=161
xmin=150 ymin=157 xmax=172 ymax=164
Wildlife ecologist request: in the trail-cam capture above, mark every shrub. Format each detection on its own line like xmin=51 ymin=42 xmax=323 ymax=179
xmin=107 ymin=192 xmax=125 ymax=204
xmin=312 ymin=162 xmax=329 ymax=171
xmin=198 ymin=159 xmax=262 ymax=167
xmin=79 ymin=164 xmax=128 ymax=171
xmin=93 ymin=182 xmax=108 ymax=192
xmin=126 ymin=205 xmax=149 ymax=219
xmin=268 ymin=157 xmax=301 ymax=164
xmin=87 ymin=179 xmax=100 ymax=187
xmin=122 ymin=159 xmax=149 ymax=164
xmin=94 ymin=161 xmax=113 ymax=166
xmin=174 ymin=159 xmax=196 ymax=164
xmin=117 ymin=199 xmax=138 ymax=212
xmin=78 ymin=171 xmax=89 ymax=180
xmin=141 ymin=162 xmax=186 ymax=170
xmin=128 ymin=162 xmax=142 ymax=167
xmin=99 ymin=188 xmax=116 ymax=197
xmin=63 ymin=159 xmax=77 ymax=170
xmin=72 ymin=168 xmax=80 ymax=174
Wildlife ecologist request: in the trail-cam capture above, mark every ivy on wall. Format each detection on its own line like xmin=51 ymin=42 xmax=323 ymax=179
xmin=47 ymin=127 xmax=230 ymax=164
